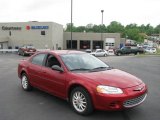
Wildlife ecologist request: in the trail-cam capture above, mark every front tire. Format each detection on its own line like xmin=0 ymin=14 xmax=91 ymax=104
xmin=21 ymin=73 xmax=32 ymax=91
xmin=70 ymin=87 xmax=93 ymax=115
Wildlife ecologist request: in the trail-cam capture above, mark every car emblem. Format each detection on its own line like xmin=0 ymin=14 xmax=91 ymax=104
xmin=133 ymin=87 xmax=144 ymax=91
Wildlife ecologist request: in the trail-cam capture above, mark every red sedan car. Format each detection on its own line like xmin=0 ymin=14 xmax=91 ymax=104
xmin=18 ymin=50 xmax=147 ymax=115
xmin=18 ymin=45 xmax=36 ymax=56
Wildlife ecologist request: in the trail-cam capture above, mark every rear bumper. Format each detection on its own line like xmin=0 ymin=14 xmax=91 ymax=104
xmin=24 ymin=51 xmax=36 ymax=55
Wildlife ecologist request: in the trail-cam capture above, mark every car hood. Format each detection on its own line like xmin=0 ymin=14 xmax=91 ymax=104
xmin=75 ymin=69 xmax=142 ymax=88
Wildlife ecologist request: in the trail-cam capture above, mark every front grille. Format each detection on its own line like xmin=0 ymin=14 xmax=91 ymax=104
xmin=123 ymin=93 xmax=147 ymax=108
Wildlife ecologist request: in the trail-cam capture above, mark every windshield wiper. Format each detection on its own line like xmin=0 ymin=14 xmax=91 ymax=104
xmin=90 ymin=67 xmax=111 ymax=72
xmin=70 ymin=68 xmax=91 ymax=71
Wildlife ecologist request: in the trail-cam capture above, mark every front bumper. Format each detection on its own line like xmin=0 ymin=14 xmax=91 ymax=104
xmin=93 ymin=83 xmax=147 ymax=111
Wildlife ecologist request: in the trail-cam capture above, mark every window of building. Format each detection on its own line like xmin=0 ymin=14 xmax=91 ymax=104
xmin=105 ymin=42 xmax=115 ymax=46
xmin=93 ymin=41 xmax=103 ymax=49
xmin=56 ymin=44 xmax=58 ymax=50
xmin=9 ymin=31 xmax=11 ymax=36
xmin=67 ymin=40 xmax=77 ymax=49
xmin=31 ymin=54 xmax=46 ymax=66
xmin=41 ymin=31 xmax=45 ymax=35
xmin=80 ymin=40 xmax=90 ymax=49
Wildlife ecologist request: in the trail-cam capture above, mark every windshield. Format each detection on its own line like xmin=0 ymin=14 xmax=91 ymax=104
xmin=60 ymin=53 xmax=109 ymax=71
xmin=26 ymin=46 xmax=35 ymax=49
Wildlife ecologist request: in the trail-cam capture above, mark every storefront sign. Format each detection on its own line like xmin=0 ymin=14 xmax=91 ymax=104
xmin=2 ymin=26 xmax=22 ymax=30
xmin=26 ymin=26 xmax=49 ymax=30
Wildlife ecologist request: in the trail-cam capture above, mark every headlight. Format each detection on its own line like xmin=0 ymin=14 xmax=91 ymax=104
xmin=97 ymin=85 xmax=123 ymax=94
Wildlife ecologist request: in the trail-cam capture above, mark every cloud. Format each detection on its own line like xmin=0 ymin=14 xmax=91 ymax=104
xmin=24 ymin=0 xmax=64 ymax=12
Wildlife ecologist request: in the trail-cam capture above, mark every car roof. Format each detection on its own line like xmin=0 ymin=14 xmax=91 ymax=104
xmin=41 ymin=50 xmax=85 ymax=55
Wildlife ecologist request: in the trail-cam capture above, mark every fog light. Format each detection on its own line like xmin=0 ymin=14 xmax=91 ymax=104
xmin=109 ymin=102 xmax=120 ymax=109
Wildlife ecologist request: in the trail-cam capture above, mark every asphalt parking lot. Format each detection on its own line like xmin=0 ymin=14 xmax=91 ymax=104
xmin=0 ymin=54 xmax=160 ymax=120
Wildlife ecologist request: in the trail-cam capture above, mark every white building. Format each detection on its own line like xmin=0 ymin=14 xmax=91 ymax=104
xmin=0 ymin=22 xmax=63 ymax=50
xmin=0 ymin=22 xmax=121 ymax=51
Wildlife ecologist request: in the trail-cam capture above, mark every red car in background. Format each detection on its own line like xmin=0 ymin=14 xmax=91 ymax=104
xmin=18 ymin=50 xmax=147 ymax=115
xmin=18 ymin=44 xmax=36 ymax=56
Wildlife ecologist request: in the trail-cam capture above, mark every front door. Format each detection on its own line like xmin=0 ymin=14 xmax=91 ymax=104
xmin=41 ymin=54 xmax=66 ymax=98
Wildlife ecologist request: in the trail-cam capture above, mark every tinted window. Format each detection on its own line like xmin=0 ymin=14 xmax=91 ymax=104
xmin=45 ymin=54 xmax=61 ymax=68
xmin=61 ymin=53 xmax=109 ymax=71
xmin=31 ymin=54 xmax=46 ymax=66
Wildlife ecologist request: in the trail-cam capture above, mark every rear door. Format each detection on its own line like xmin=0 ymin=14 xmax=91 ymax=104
xmin=28 ymin=53 xmax=47 ymax=89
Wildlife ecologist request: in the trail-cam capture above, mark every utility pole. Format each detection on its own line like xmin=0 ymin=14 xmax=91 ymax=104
xmin=71 ymin=0 xmax=73 ymax=49
xmin=101 ymin=10 xmax=104 ymax=49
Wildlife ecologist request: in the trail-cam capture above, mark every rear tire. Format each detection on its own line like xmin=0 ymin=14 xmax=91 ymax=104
xmin=118 ymin=52 xmax=121 ymax=56
xmin=135 ymin=52 xmax=140 ymax=55
xmin=22 ymin=52 xmax=25 ymax=56
xmin=21 ymin=73 xmax=32 ymax=91
xmin=70 ymin=87 xmax=93 ymax=115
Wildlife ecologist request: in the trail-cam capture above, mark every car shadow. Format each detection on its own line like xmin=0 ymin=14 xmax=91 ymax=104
xmin=21 ymin=87 xmax=142 ymax=120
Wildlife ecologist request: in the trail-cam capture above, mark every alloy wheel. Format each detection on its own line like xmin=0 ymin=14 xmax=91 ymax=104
xmin=22 ymin=75 xmax=28 ymax=89
xmin=72 ymin=91 xmax=87 ymax=112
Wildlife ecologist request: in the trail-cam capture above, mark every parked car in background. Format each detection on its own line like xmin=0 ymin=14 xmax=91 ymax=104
xmin=18 ymin=45 xmax=37 ymax=56
xmin=85 ymin=49 xmax=92 ymax=53
xmin=90 ymin=49 xmax=108 ymax=57
xmin=18 ymin=50 xmax=147 ymax=115
xmin=115 ymin=46 xmax=144 ymax=56
xmin=145 ymin=47 xmax=157 ymax=54
xmin=108 ymin=49 xmax=115 ymax=55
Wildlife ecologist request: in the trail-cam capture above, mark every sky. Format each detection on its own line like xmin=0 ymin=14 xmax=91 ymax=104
xmin=0 ymin=0 xmax=159 ymax=27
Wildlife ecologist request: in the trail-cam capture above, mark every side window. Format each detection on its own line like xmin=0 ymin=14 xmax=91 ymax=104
xmin=31 ymin=54 xmax=46 ymax=66
xmin=45 ymin=54 xmax=61 ymax=68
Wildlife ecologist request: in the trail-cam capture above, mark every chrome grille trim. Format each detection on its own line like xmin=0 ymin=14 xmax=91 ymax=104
xmin=123 ymin=93 xmax=147 ymax=108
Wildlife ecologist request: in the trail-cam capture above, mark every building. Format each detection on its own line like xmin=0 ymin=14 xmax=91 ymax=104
xmin=0 ymin=22 xmax=63 ymax=50
xmin=64 ymin=32 xmax=121 ymax=50
xmin=0 ymin=22 xmax=121 ymax=50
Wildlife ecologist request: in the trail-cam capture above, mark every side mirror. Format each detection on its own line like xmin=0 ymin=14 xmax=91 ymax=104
xmin=51 ymin=65 xmax=64 ymax=72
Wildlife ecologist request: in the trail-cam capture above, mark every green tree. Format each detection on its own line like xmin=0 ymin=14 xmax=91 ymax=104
xmin=125 ymin=23 xmax=138 ymax=29
xmin=106 ymin=21 xmax=124 ymax=33
xmin=75 ymin=26 xmax=86 ymax=32
xmin=125 ymin=28 xmax=144 ymax=43
xmin=145 ymin=24 xmax=154 ymax=35
xmin=91 ymin=25 xmax=101 ymax=33
xmin=154 ymin=24 xmax=160 ymax=34
xmin=85 ymin=23 xmax=94 ymax=32
xmin=65 ymin=23 xmax=76 ymax=32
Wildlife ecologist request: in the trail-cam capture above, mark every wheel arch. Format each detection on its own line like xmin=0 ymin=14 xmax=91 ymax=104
xmin=20 ymin=70 xmax=27 ymax=78
xmin=67 ymin=83 xmax=94 ymax=102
